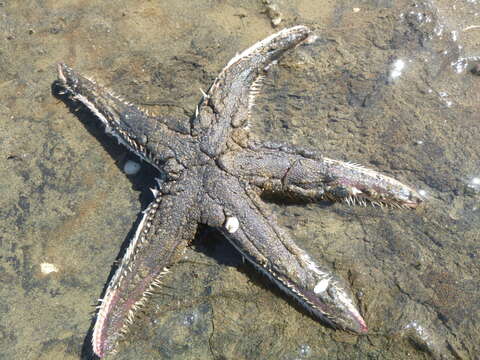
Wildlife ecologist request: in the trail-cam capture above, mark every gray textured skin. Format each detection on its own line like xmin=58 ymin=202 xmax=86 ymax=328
xmin=56 ymin=26 xmax=423 ymax=358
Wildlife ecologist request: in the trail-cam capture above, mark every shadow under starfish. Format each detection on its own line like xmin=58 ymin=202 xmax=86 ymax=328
xmin=55 ymin=25 xmax=423 ymax=358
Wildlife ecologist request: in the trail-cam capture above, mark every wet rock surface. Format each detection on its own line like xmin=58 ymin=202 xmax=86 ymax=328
xmin=1 ymin=0 xmax=479 ymax=359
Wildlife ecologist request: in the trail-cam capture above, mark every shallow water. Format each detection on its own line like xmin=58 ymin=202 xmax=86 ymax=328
xmin=0 ymin=0 xmax=479 ymax=359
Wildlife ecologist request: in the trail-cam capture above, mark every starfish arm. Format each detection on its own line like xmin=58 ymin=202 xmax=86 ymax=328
xmin=192 ymin=26 xmax=313 ymax=156
xmin=57 ymin=64 xmax=195 ymax=169
xmin=200 ymin=166 xmax=367 ymax=334
xmin=92 ymin=177 xmax=200 ymax=358
xmin=219 ymin=143 xmax=423 ymax=208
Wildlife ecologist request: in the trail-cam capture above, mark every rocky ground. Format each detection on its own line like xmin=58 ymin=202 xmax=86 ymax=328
xmin=1 ymin=0 xmax=479 ymax=359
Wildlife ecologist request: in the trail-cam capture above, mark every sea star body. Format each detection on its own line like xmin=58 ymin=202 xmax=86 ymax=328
xmin=56 ymin=25 xmax=423 ymax=357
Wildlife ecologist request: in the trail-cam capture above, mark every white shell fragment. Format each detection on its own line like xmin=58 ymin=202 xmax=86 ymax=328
xmin=224 ymin=216 xmax=240 ymax=234
xmin=389 ymin=59 xmax=405 ymax=80
xmin=123 ymin=160 xmax=141 ymax=175
xmin=40 ymin=262 xmax=59 ymax=275
xmin=313 ymin=278 xmax=330 ymax=294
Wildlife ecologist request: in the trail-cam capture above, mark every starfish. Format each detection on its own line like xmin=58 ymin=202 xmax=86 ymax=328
xmin=56 ymin=25 xmax=423 ymax=358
